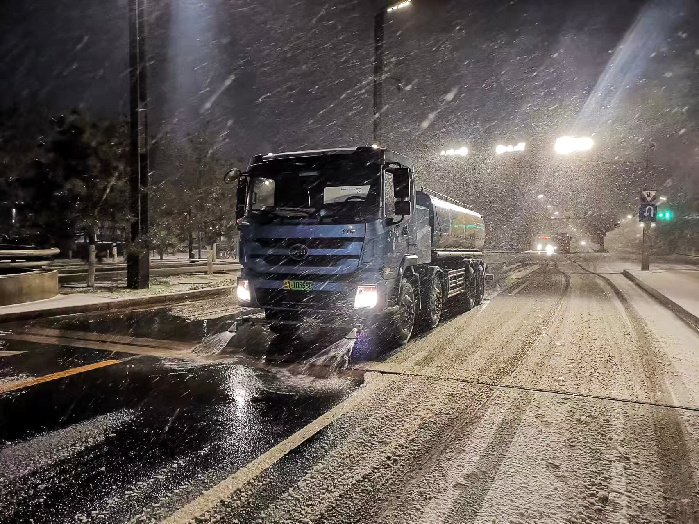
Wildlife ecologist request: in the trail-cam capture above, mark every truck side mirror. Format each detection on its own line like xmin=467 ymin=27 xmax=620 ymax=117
xmin=392 ymin=168 xmax=411 ymax=199
xmin=395 ymin=200 xmax=412 ymax=216
xmin=224 ymin=167 xmax=243 ymax=184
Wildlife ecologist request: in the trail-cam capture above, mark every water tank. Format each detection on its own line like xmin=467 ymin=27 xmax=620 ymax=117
xmin=417 ymin=192 xmax=485 ymax=251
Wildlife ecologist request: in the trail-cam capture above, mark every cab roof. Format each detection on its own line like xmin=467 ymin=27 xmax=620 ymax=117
xmin=250 ymin=147 xmax=413 ymax=170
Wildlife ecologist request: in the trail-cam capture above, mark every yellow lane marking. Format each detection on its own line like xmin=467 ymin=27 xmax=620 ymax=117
xmin=161 ymin=374 xmax=384 ymax=524
xmin=0 ymin=360 xmax=120 ymax=394
xmin=20 ymin=327 xmax=194 ymax=351
xmin=0 ymin=333 xmax=198 ymax=361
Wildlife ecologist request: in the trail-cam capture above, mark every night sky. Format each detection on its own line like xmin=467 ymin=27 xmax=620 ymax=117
xmin=1 ymin=0 xmax=697 ymax=241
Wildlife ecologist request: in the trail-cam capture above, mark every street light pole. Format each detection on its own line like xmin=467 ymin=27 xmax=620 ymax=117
xmin=373 ymin=8 xmax=385 ymax=146
xmin=373 ymin=0 xmax=411 ymax=146
xmin=127 ymin=0 xmax=150 ymax=289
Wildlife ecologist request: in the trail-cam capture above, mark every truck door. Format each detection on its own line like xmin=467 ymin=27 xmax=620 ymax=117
xmin=384 ymin=171 xmax=411 ymax=269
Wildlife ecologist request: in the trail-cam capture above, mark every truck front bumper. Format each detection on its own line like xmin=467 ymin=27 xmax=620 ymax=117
xmin=236 ymin=271 xmax=395 ymax=321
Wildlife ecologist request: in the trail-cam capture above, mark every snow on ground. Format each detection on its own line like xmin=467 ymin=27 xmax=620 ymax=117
xmin=196 ymin=255 xmax=699 ymax=523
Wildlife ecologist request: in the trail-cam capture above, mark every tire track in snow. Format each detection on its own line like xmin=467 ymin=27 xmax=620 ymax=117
xmin=321 ymin=266 xmax=570 ymax=523
xmin=570 ymin=260 xmax=699 ymax=521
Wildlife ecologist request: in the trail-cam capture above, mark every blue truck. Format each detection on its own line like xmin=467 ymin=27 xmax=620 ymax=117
xmin=226 ymin=146 xmax=488 ymax=346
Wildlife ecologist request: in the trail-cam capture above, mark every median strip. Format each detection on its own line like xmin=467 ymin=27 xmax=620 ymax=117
xmin=0 ymin=359 xmax=121 ymax=394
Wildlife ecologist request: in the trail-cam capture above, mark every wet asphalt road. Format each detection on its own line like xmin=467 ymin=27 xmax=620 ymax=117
xmin=3 ymin=253 xmax=699 ymax=523
xmin=0 ymin=309 xmax=361 ymax=523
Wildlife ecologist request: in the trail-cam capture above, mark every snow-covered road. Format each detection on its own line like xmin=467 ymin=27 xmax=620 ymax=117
xmin=201 ymin=257 xmax=699 ymax=523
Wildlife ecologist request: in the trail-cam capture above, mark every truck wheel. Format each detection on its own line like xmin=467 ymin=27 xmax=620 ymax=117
xmin=458 ymin=269 xmax=475 ymax=312
xmin=473 ymin=265 xmax=485 ymax=306
xmin=418 ymin=271 xmax=443 ymax=331
xmin=384 ymin=279 xmax=417 ymax=346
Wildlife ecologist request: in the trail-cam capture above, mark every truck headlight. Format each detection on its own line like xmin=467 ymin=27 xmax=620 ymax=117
xmin=354 ymin=285 xmax=378 ymax=309
xmin=237 ymin=279 xmax=251 ymax=303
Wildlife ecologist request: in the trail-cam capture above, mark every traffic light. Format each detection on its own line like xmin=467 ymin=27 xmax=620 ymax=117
xmin=657 ymin=209 xmax=673 ymax=221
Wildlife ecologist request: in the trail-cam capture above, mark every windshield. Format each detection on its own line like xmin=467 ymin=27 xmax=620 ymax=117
xmin=246 ymin=154 xmax=381 ymax=222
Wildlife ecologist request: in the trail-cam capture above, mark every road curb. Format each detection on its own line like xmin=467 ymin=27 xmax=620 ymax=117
xmin=0 ymin=286 xmax=234 ymax=324
xmin=622 ymin=270 xmax=699 ymax=331
xmin=59 ymin=264 xmax=242 ymax=283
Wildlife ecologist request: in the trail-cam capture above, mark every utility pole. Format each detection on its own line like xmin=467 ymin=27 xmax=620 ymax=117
xmin=372 ymin=9 xmax=385 ymax=146
xmin=127 ymin=0 xmax=150 ymax=289
xmin=373 ymin=1 xmax=411 ymax=146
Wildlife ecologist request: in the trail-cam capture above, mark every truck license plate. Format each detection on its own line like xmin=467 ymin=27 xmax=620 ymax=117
xmin=283 ymin=280 xmax=313 ymax=291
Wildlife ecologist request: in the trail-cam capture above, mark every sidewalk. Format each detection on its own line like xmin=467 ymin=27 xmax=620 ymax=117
xmin=0 ymin=273 xmax=236 ymax=323
xmin=622 ymin=269 xmax=699 ymax=330
xmin=569 ymin=252 xmax=699 ymax=330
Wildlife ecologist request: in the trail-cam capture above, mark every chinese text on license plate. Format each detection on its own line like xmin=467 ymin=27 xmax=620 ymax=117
xmin=283 ymin=280 xmax=313 ymax=291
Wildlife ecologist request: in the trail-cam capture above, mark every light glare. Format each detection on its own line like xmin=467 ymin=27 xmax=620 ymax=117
xmin=439 ymin=146 xmax=468 ymax=157
xmin=387 ymin=0 xmax=411 ymax=12
xmin=554 ymin=136 xmax=594 ymax=154
xmin=237 ymin=279 xmax=251 ymax=303
xmin=354 ymin=285 xmax=378 ymax=309
xmin=496 ymin=142 xmax=526 ymax=155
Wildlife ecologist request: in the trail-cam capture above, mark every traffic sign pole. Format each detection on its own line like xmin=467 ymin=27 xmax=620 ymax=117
xmin=641 ymin=222 xmax=650 ymax=271
xmin=639 ymin=189 xmax=656 ymax=271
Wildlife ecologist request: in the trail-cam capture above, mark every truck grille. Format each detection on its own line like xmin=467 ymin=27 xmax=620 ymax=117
xmin=254 ymin=238 xmax=353 ymax=249
xmin=255 ymin=255 xmax=359 ymax=267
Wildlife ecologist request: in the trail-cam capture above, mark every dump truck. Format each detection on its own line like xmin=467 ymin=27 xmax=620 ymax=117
xmin=226 ymin=146 xmax=489 ymax=346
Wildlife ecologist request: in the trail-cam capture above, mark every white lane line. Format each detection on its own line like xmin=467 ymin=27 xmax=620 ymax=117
xmin=161 ymin=374 xmax=381 ymax=524
xmin=0 ymin=351 xmax=25 ymax=357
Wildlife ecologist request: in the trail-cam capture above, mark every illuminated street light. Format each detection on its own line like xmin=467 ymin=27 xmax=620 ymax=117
xmin=496 ymin=142 xmax=526 ymax=155
xmin=537 ymin=194 xmax=544 ymax=199
xmin=439 ymin=146 xmax=469 ymax=157
xmin=627 ymin=214 xmax=633 ymax=219
xmin=554 ymin=136 xmax=594 ymax=155
xmin=580 ymin=241 xmax=587 ymax=245
xmin=659 ymin=196 xmax=667 ymax=201
xmin=387 ymin=0 xmax=411 ymax=12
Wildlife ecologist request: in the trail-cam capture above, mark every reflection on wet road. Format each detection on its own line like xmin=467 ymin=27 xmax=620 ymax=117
xmin=0 ymin=307 xmax=360 ymax=523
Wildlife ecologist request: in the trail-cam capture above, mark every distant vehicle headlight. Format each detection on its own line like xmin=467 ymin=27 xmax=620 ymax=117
xmin=537 ymin=243 xmax=543 ymax=251
xmin=237 ymin=279 xmax=251 ymax=303
xmin=545 ymin=244 xmax=555 ymax=256
xmin=354 ymin=285 xmax=378 ymax=309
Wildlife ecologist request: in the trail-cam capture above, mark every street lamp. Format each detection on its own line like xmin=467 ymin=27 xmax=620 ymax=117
xmin=495 ymin=142 xmax=526 ymax=155
xmin=374 ymin=0 xmax=412 ymax=145
xmin=439 ymin=147 xmax=469 ymax=157
xmin=554 ymin=136 xmax=594 ymax=155
xmin=387 ymin=0 xmax=412 ymax=11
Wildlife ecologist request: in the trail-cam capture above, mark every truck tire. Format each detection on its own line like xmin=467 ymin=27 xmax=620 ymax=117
xmin=458 ymin=266 xmax=475 ymax=311
xmin=417 ymin=270 xmax=443 ymax=331
xmin=473 ymin=264 xmax=485 ymax=306
xmin=383 ymin=278 xmax=417 ymax=346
